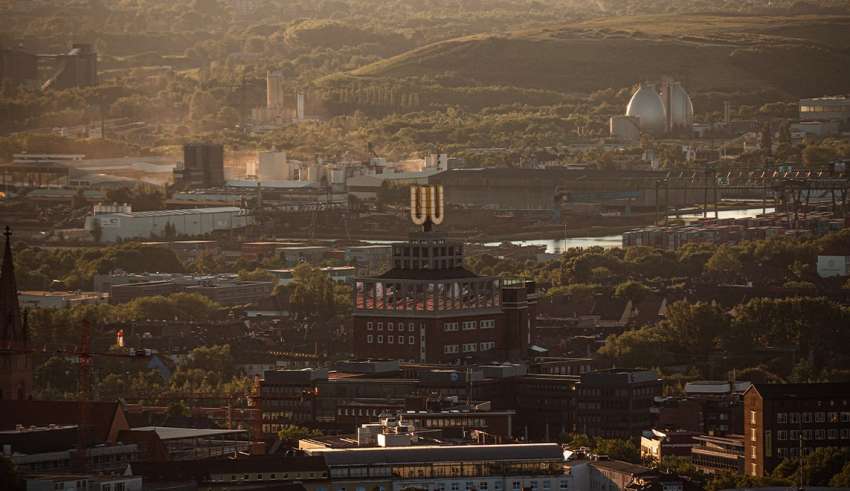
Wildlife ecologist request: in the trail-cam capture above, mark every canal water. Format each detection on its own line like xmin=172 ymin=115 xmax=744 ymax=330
xmin=482 ymin=207 xmax=775 ymax=252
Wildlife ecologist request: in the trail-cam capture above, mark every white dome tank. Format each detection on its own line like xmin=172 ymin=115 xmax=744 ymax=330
xmin=626 ymin=83 xmax=666 ymax=135
xmin=664 ymin=81 xmax=694 ymax=129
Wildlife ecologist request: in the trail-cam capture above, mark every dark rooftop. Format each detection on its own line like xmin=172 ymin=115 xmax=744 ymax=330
xmin=749 ymin=382 xmax=850 ymax=399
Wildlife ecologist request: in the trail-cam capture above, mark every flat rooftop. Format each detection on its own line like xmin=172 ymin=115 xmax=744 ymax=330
xmin=306 ymin=443 xmax=563 ymax=466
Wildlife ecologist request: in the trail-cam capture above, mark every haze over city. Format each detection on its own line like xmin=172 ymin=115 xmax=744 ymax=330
xmin=1 ymin=1 xmax=850 ymax=490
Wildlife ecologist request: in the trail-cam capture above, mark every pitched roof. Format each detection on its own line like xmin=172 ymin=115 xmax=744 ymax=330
xmin=0 ymin=400 xmax=126 ymax=443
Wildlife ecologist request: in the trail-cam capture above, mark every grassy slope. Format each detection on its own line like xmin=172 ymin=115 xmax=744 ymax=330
xmin=345 ymin=14 xmax=850 ymax=96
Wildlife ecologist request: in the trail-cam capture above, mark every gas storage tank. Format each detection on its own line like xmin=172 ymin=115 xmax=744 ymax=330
xmin=626 ymin=83 xmax=666 ymax=135
xmin=662 ymin=81 xmax=694 ymax=130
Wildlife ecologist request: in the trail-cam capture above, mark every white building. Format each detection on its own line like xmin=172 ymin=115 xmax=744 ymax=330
xmin=304 ymin=444 xmax=571 ymax=491
xmin=84 ymin=206 xmax=251 ymax=243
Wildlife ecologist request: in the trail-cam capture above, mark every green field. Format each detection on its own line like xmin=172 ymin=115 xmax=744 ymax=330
xmin=345 ymin=14 xmax=850 ymax=97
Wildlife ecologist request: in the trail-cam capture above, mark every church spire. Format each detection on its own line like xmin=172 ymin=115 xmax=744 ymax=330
xmin=0 ymin=226 xmax=24 ymax=345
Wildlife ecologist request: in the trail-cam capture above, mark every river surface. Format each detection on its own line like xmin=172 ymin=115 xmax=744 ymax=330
xmin=482 ymin=207 xmax=775 ymax=252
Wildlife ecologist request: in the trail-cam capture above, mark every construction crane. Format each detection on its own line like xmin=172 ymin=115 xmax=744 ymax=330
xmin=4 ymin=320 xmax=151 ymax=471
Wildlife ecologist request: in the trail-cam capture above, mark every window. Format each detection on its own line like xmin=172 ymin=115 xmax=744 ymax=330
xmin=777 ymin=413 xmax=787 ymax=424
xmin=444 ymin=344 xmax=459 ymax=354
xmin=828 ymin=412 xmax=839 ymax=423
xmin=815 ymin=429 xmax=826 ymax=440
xmin=815 ymin=412 xmax=826 ymax=423
xmin=802 ymin=412 xmax=812 ymax=423
xmin=367 ymin=322 xmax=373 ymax=331
xmin=480 ymin=319 xmax=495 ymax=329
xmin=388 ymin=322 xmax=394 ymax=331
xmin=444 ymin=322 xmax=459 ymax=332
xmin=751 ymin=428 xmax=757 ymax=442
xmin=480 ymin=341 xmax=495 ymax=351
xmin=463 ymin=343 xmax=477 ymax=353
xmin=751 ymin=463 xmax=757 ymax=476
xmin=802 ymin=430 xmax=812 ymax=440
xmin=398 ymin=336 xmax=405 ymax=345
xmin=462 ymin=320 xmax=476 ymax=330
xmin=409 ymin=323 xmax=415 ymax=332
xmin=409 ymin=336 xmax=415 ymax=345
xmin=828 ymin=429 xmax=838 ymax=440
xmin=841 ymin=429 xmax=850 ymax=439
xmin=543 ymin=481 xmax=551 ymax=489
xmin=480 ymin=482 xmax=489 ymax=490
xmin=367 ymin=335 xmax=373 ymax=344
xmin=841 ymin=412 xmax=850 ymax=423
xmin=452 ymin=484 xmax=460 ymax=491
xmin=513 ymin=483 xmax=521 ymax=491
xmin=790 ymin=412 xmax=800 ymax=424
xmin=377 ymin=335 xmax=383 ymax=344
xmin=751 ymin=446 xmax=757 ymax=458
xmin=778 ymin=430 xmax=787 ymax=441
xmin=377 ymin=322 xmax=383 ymax=331
xmin=258 ymin=474 xmax=263 ymax=480
xmin=750 ymin=410 xmax=757 ymax=425
xmin=790 ymin=430 xmax=799 ymax=441
xmin=560 ymin=482 xmax=568 ymax=490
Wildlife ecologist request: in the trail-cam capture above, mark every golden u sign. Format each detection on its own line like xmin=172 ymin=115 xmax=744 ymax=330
xmin=410 ymin=185 xmax=445 ymax=230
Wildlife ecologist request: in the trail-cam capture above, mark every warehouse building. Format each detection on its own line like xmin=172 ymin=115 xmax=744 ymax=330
xmin=84 ymin=206 xmax=251 ymax=243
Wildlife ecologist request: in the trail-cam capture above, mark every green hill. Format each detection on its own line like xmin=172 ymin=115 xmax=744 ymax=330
xmin=345 ymin=14 xmax=850 ymax=97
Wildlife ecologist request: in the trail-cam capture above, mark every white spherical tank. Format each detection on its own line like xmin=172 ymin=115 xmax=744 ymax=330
xmin=626 ymin=83 xmax=666 ymax=135
xmin=665 ymin=82 xmax=694 ymax=129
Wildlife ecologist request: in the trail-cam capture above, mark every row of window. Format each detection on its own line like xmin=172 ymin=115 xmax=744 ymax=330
xmin=444 ymin=342 xmax=496 ymax=354
xmin=367 ymin=335 xmax=416 ymax=345
xmin=444 ymin=320 xmax=495 ymax=331
xmin=776 ymin=411 xmax=850 ymax=424
xmin=332 ymin=480 xmax=567 ymax=491
xmin=367 ymin=321 xmax=417 ymax=332
xmin=777 ymin=428 xmax=850 ymax=441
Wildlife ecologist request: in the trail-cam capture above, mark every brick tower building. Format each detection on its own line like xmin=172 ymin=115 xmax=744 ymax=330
xmin=352 ymin=186 xmax=536 ymax=363
xmin=0 ymin=227 xmax=32 ymax=400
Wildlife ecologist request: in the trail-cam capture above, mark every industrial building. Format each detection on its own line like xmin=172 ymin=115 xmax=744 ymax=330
xmin=799 ymin=95 xmax=850 ymax=125
xmin=40 ymin=43 xmax=98 ymax=91
xmin=428 ymin=167 xmax=698 ymax=210
xmin=0 ymin=44 xmax=38 ymax=86
xmin=611 ymin=80 xmax=694 ymax=139
xmin=84 ymin=205 xmax=251 ymax=243
xmin=173 ymin=143 xmax=225 ymax=188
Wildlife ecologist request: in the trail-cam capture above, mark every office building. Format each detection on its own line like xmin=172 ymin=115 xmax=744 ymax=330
xmin=690 ymin=434 xmax=745 ymax=474
xmin=353 ymin=185 xmax=537 ymax=363
xmin=173 ymin=143 xmax=225 ymax=188
xmin=576 ymin=369 xmax=662 ymax=439
xmin=640 ymin=429 xmax=698 ymax=464
xmin=743 ymin=382 xmax=850 ymax=477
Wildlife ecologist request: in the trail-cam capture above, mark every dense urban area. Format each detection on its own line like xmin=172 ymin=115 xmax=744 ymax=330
xmin=2 ymin=1 xmax=850 ymax=491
